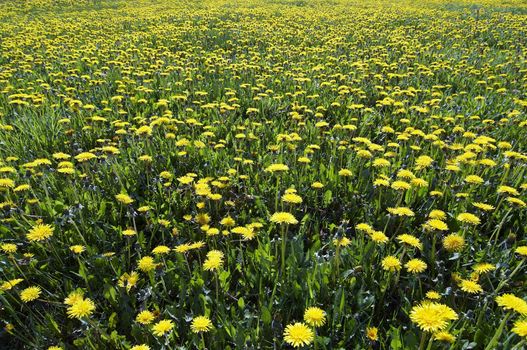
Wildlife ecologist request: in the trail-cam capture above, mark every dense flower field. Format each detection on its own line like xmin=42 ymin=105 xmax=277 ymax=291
xmin=0 ymin=0 xmax=526 ymax=349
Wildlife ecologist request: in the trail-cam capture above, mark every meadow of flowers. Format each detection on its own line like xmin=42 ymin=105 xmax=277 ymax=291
xmin=0 ymin=0 xmax=526 ymax=349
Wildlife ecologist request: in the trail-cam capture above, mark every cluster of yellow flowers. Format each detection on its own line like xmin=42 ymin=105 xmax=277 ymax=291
xmin=0 ymin=0 xmax=526 ymax=348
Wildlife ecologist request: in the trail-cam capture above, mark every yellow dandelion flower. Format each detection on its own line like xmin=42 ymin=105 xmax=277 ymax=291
xmin=0 ymin=178 xmax=15 ymax=188
xmin=152 ymin=246 xmax=171 ymax=255
xmin=122 ymin=228 xmax=137 ymax=236
xmin=67 ymin=298 xmax=96 ymax=319
xmin=115 ymin=193 xmax=134 ymax=205
xmin=130 ymin=345 xmax=150 ymax=350
xmin=69 ymin=245 xmax=85 ymax=254
xmin=1 ymin=243 xmax=17 ymax=254
xmin=387 ymin=207 xmax=415 ymax=217
xmin=429 ymin=210 xmax=446 ymax=220
xmin=270 ymin=212 xmax=298 ymax=225
xmin=459 ymin=279 xmax=483 ymax=294
xmin=370 ymin=231 xmax=389 ymax=244
xmin=304 ymin=307 xmax=326 ymax=327
xmin=426 ymin=291 xmax=441 ymax=300
xmin=152 ymin=319 xmax=174 ymax=336
xmin=381 ymin=256 xmax=402 ymax=272
xmin=497 ymin=185 xmax=519 ymax=196
xmin=443 ymin=234 xmax=465 ymax=252
xmin=191 ymin=316 xmax=213 ymax=333
xmin=20 ymin=286 xmax=41 ymax=302
xmin=220 ymin=216 xmax=236 ymax=227
xmin=74 ymin=152 xmax=97 ymax=162
xmin=434 ymin=331 xmax=455 ymax=343
xmin=137 ymin=256 xmax=157 ymax=272
xmin=136 ymin=310 xmax=155 ymax=325
xmin=283 ymin=322 xmax=314 ymax=348
xmin=396 ymin=234 xmax=422 ymax=249
xmin=512 ymin=319 xmax=527 ymax=338
xmin=473 ymin=263 xmax=496 ymax=274
xmin=410 ymin=302 xmax=458 ymax=332
xmin=515 ymin=246 xmax=527 ymax=257
xmin=282 ymin=193 xmax=303 ymax=204
xmin=405 ymin=259 xmax=427 ymax=273
xmin=456 ymin=213 xmax=480 ymax=225
xmin=465 ymin=175 xmax=484 ymax=184
xmin=64 ymin=291 xmax=84 ymax=305
xmin=366 ymin=326 xmax=379 ymax=341
xmin=424 ymin=219 xmax=448 ymax=231
xmin=26 ymin=224 xmax=54 ymax=242
xmin=265 ymin=163 xmax=289 ymax=172
xmin=496 ymin=294 xmax=527 ymax=315
xmin=472 ymin=202 xmax=495 ymax=211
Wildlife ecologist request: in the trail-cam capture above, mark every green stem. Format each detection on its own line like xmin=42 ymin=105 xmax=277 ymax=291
xmin=484 ymin=312 xmax=511 ymax=350
xmin=419 ymin=332 xmax=428 ymax=350
xmin=496 ymin=259 xmax=525 ymax=294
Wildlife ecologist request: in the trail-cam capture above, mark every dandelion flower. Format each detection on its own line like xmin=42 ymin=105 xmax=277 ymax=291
xmin=391 ymin=181 xmax=411 ymax=191
xmin=496 ymin=294 xmax=527 ymax=315
xmin=20 ymin=286 xmax=41 ymax=302
xmin=203 ymin=250 xmax=224 ymax=271
xmin=426 ymin=291 xmax=441 ymax=300
xmin=137 ymin=256 xmax=157 ymax=272
xmin=64 ymin=291 xmax=84 ymax=305
xmin=283 ymin=322 xmax=314 ymax=348
xmin=459 ymin=279 xmax=483 ymax=294
xmin=67 ymin=298 xmax=96 ymax=319
xmin=74 ymin=152 xmax=97 ymax=162
xmin=69 ymin=245 xmax=85 ymax=254
xmin=370 ymin=231 xmax=389 ymax=244
xmin=381 ymin=256 xmax=401 ymax=272
xmin=429 ymin=210 xmax=446 ymax=220
xmin=387 ymin=207 xmax=415 ymax=217
xmin=304 ymin=307 xmax=326 ymax=327
xmin=512 ymin=319 xmax=527 ymax=338
xmin=410 ymin=302 xmax=458 ymax=332
xmin=507 ymin=197 xmax=526 ymax=207
xmin=498 ymin=185 xmax=519 ymax=196
xmin=515 ymin=246 xmax=527 ymax=257
xmin=152 ymin=245 xmax=171 ymax=255
xmin=136 ymin=310 xmax=155 ymax=325
xmin=115 ymin=193 xmax=134 ymax=205
xmin=26 ymin=224 xmax=54 ymax=242
xmin=472 ymin=202 xmax=495 ymax=211
xmin=152 ymin=319 xmax=174 ymax=336
xmin=443 ymin=234 xmax=465 ymax=252
xmin=265 ymin=163 xmax=289 ymax=172
xmin=333 ymin=237 xmax=351 ymax=247
xmin=424 ymin=219 xmax=448 ymax=231
xmin=282 ymin=193 xmax=303 ymax=204
xmin=122 ymin=228 xmax=137 ymax=236
xmin=1 ymin=243 xmax=17 ymax=254
xmin=473 ymin=263 xmax=496 ymax=274
xmin=456 ymin=213 xmax=480 ymax=225
xmin=270 ymin=212 xmax=298 ymax=225
xmin=434 ymin=331 xmax=455 ymax=343
xmin=338 ymin=168 xmax=352 ymax=176
xmin=191 ymin=315 xmax=213 ymax=333
xmin=405 ymin=259 xmax=427 ymax=273
xmin=396 ymin=234 xmax=422 ymax=249
xmin=0 ymin=178 xmax=15 ymax=188
xmin=130 ymin=345 xmax=150 ymax=350
xmin=366 ymin=326 xmax=379 ymax=341
xmin=465 ymin=175 xmax=484 ymax=184
xmin=220 ymin=216 xmax=236 ymax=227
xmin=415 ymin=155 xmax=434 ymax=168
xmin=311 ymin=182 xmax=324 ymax=188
